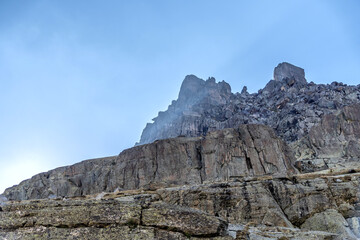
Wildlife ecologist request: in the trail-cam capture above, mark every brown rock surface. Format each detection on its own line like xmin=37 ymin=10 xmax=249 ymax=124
xmin=2 ymin=167 xmax=360 ymax=239
xmin=293 ymin=104 xmax=360 ymax=172
xmin=294 ymin=104 xmax=360 ymax=160
xmin=0 ymin=190 xmax=229 ymax=239
xmin=157 ymin=167 xmax=360 ymax=228
xmin=3 ymin=124 xmax=296 ymax=201
xmin=142 ymin=203 xmax=227 ymax=236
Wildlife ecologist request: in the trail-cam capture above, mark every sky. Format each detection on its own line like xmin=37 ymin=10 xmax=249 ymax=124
xmin=0 ymin=0 xmax=360 ymax=193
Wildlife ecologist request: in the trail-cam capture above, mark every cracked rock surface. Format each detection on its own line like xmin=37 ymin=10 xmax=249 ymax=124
xmin=2 ymin=166 xmax=360 ymax=239
xmin=3 ymin=124 xmax=296 ymax=201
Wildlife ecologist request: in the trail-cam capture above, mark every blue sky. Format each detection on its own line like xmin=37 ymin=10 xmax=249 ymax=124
xmin=0 ymin=0 xmax=360 ymax=193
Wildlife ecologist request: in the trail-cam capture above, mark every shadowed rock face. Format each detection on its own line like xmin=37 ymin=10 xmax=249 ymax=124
xmin=292 ymin=104 xmax=360 ymax=172
xmin=137 ymin=75 xmax=232 ymax=145
xmin=138 ymin=62 xmax=360 ymax=145
xmin=274 ymin=62 xmax=307 ymax=84
xmin=294 ymin=104 xmax=360 ymax=160
xmin=3 ymin=124 xmax=296 ymax=201
xmin=315 ymin=105 xmax=360 ymax=157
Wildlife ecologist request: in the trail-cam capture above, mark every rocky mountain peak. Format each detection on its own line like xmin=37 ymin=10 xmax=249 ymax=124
xmin=263 ymin=62 xmax=307 ymax=94
xmin=178 ymin=75 xmax=204 ymax=101
xmin=274 ymin=62 xmax=307 ymax=84
xmin=178 ymin=74 xmax=232 ymax=106
xmin=138 ymin=62 xmax=360 ymax=145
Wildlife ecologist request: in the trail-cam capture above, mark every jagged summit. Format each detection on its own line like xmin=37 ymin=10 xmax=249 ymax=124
xmin=274 ymin=62 xmax=306 ymax=84
xmin=138 ymin=62 xmax=360 ymax=145
xmin=263 ymin=62 xmax=307 ymax=94
xmin=178 ymin=75 xmax=231 ymax=106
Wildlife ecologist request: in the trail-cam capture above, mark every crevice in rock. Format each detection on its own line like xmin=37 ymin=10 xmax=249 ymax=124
xmin=247 ymin=126 xmax=267 ymax=174
xmin=251 ymin=145 xmax=266 ymax=174
xmin=241 ymin=181 xmax=252 ymax=221
xmin=324 ymin=177 xmax=337 ymax=204
xmin=139 ymin=206 xmax=144 ymax=226
xmin=196 ymin=144 xmax=205 ymax=183
xmin=121 ymin=168 xmax=126 ymax=189
xmin=245 ymin=153 xmax=253 ymax=171
xmin=153 ymin=143 xmax=159 ymax=181
xmin=135 ymin=167 xmax=140 ymax=189
xmin=264 ymin=180 xmax=291 ymax=225
xmin=103 ymin=171 xmax=110 ymax=191
xmin=276 ymin=141 xmax=290 ymax=170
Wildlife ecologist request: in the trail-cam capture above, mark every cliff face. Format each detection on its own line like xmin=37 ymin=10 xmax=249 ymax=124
xmin=2 ymin=63 xmax=360 ymax=239
xmin=293 ymin=104 xmax=360 ymax=173
xmin=2 ymin=166 xmax=360 ymax=239
xmin=3 ymin=124 xmax=296 ymax=201
xmin=137 ymin=75 xmax=233 ymax=145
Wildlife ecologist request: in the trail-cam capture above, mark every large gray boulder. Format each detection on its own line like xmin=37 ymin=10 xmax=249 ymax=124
xmin=274 ymin=62 xmax=307 ymax=84
xmin=301 ymin=209 xmax=357 ymax=240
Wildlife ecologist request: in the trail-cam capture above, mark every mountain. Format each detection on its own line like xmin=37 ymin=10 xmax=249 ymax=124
xmin=138 ymin=62 xmax=360 ymax=144
xmin=2 ymin=63 xmax=360 ymax=239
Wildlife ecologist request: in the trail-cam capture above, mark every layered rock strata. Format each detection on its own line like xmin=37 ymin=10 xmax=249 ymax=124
xmin=2 ymin=166 xmax=360 ymax=239
xmin=3 ymin=124 xmax=296 ymax=201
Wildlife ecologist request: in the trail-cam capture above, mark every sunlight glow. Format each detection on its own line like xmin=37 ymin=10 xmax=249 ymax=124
xmin=0 ymin=152 xmax=52 ymax=194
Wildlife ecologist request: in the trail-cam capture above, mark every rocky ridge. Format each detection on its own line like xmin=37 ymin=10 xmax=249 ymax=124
xmin=2 ymin=63 xmax=360 ymax=239
xmin=3 ymin=124 xmax=296 ymax=201
xmin=138 ymin=62 xmax=360 ymax=145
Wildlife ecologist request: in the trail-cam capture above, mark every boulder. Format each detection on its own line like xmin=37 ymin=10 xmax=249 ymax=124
xmin=274 ymin=62 xmax=307 ymax=85
xmin=301 ymin=209 xmax=357 ymax=240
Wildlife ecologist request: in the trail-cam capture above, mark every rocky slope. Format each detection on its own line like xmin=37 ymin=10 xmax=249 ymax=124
xmin=138 ymin=62 xmax=360 ymax=145
xmin=2 ymin=62 xmax=360 ymax=239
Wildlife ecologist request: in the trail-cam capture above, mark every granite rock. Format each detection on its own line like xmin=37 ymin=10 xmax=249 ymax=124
xmin=301 ymin=209 xmax=357 ymax=240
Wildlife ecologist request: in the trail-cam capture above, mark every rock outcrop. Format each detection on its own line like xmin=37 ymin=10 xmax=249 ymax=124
xmin=2 ymin=165 xmax=360 ymax=239
xmin=2 ymin=62 xmax=360 ymax=239
xmin=0 ymin=192 xmax=228 ymax=239
xmin=138 ymin=62 xmax=360 ymax=145
xmin=3 ymin=124 xmax=296 ymax=201
xmin=293 ymin=104 xmax=360 ymax=172
xmin=138 ymin=75 xmax=233 ymax=145
xmin=273 ymin=62 xmax=307 ymax=85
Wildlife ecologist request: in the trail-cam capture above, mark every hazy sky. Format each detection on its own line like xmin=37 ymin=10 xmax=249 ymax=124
xmin=1 ymin=0 xmax=360 ymax=193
